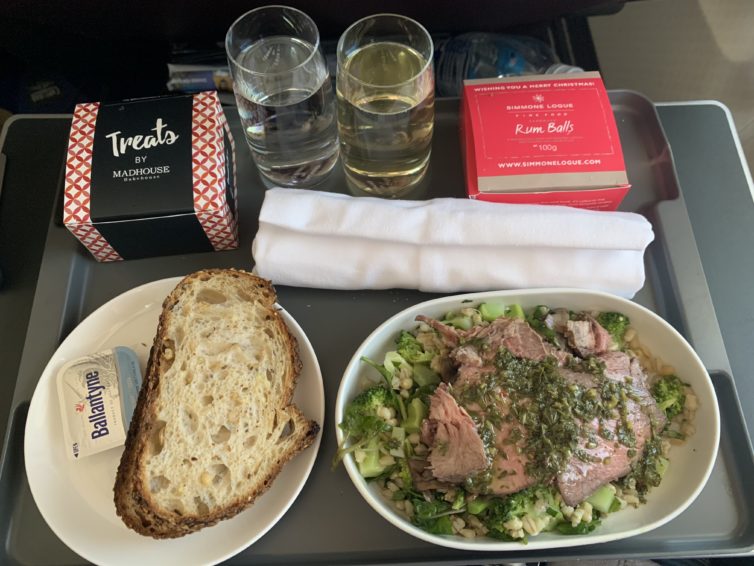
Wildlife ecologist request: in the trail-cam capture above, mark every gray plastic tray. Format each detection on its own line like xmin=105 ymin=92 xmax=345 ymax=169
xmin=1 ymin=93 xmax=753 ymax=564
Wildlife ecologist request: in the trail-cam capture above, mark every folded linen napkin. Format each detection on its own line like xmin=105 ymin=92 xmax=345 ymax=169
xmin=252 ymin=188 xmax=655 ymax=298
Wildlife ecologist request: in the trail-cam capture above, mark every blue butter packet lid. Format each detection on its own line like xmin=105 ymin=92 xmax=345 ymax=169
xmin=113 ymin=346 xmax=143 ymax=427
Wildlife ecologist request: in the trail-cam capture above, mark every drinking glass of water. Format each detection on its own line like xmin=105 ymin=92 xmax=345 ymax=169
xmin=336 ymin=14 xmax=435 ymax=197
xmin=225 ymin=6 xmax=339 ymax=188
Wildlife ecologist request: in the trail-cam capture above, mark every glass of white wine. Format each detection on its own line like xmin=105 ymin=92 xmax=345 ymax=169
xmin=336 ymin=14 xmax=435 ymax=197
xmin=226 ymin=6 xmax=339 ymax=188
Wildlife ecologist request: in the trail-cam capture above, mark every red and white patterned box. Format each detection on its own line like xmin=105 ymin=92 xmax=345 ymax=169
xmin=64 ymin=91 xmax=238 ymax=261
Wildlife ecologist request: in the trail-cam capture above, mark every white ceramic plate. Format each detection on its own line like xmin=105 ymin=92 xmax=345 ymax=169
xmin=25 ymin=277 xmax=324 ymax=566
xmin=335 ymin=288 xmax=720 ymax=551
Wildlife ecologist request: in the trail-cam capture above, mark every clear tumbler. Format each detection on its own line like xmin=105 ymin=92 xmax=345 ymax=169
xmin=336 ymin=14 xmax=435 ymax=197
xmin=226 ymin=6 xmax=339 ymax=188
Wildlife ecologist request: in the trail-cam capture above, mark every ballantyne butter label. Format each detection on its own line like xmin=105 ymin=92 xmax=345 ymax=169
xmin=56 ymin=348 xmax=143 ymax=460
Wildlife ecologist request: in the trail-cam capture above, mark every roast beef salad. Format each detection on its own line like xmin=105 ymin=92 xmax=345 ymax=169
xmin=335 ymin=303 xmax=697 ymax=541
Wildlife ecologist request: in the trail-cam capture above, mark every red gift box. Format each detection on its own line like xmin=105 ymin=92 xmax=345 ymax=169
xmin=461 ymin=72 xmax=630 ymax=210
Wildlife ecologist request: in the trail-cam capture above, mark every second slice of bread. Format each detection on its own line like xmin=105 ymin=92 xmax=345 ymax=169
xmin=114 ymin=269 xmax=319 ymax=538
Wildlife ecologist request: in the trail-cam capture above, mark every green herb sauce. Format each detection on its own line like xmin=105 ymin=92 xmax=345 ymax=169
xmin=454 ymin=348 xmax=642 ymax=483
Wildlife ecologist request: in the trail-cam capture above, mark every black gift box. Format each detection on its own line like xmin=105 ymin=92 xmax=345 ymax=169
xmin=63 ymin=91 xmax=238 ymax=262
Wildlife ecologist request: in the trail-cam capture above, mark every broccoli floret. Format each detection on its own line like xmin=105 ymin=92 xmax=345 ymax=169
xmin=652 ymin=374 xmax=687 ymax=420
xmin=341 ymin=385 xmax=394 ymax=433
xmin=396 ymin=456 xmax=413 ymax=492
xmin=412 ymin=497 xmax=455 ymax=535
xmin=482 ymin=486 xmax=603 ymax=539
xmin=504 ymin=486 xmax=560 ymax=520
xmin=333 ymin=385 xmax=395 ymax=468
xmin=396 ymin=331 xmax=434 ymax=363
xmin=596 ymin=311 xmax=631 ymax=347
xmin=383 ymin=351 xmax=412 ymax=378
xmin=480 ymin=486 xmax=562 ymax=540
xmin=361 ymin=356 xmax=408 ymax=421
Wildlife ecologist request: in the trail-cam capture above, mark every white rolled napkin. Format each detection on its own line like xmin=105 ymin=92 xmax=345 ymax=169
xmin=252 ymin=188 xmax=655 ymax=298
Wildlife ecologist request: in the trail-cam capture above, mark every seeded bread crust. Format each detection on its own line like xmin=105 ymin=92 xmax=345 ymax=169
xmin=114 ymin=269 xmax=319 ymax=538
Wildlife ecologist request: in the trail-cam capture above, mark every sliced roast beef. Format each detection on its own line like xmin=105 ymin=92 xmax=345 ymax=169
xmin=488 ymin=450 xmax=536 ymax=495
xmin=452 ymin=320 xmax=558 ymax=388
xmin=565 ymin=320 xmax=593 ymax=355
xmin=453 ymin=383 xmax=537 ymax=495
xmin=425 ymin=384 xmax=488 ymax=483
xmin=465 ymin=317 xmax=561 ymax=362
xmin=599 ymin=350 xmax=631 ymax=381
xmin=565 ymin=316 xmax=612 ymax=357
xmin=590 ymin=316 xmax=612 ymax=353
xmin=487 ymin=406 xmax=537 ymax=495
xmin=453 ymin=344 xmax=484 ymax=367
xmin=455 ymin=363 xmax=497 ymax=388
xmin=629 ymin=357 xmax=668 ymax=430
xmin=557 ymin=352 xmax=665 ymax=505
xmin=556 ymin=417 xmax=638 ymax=506
xmin=420 ymin=418 xmax=437 ymax=446
xmin=599 ymin=352 xmax=667 ymax=430
xmin=451 ymin=343 xmax=496 ymax=387
xmin=503 ymin=319 xmax=558 ymax=361
xmin=413 ymin=311 xmax=668 ymax=504
xmin=437 ymin=317 xmax=563 ymax=492
xmin=506 ymin=319 xmax=571 ymax=365
xmin=462 ymin=316 xmax=513 ymax=354
xmin=421 ymin=382 xmax=534 ymax=494
xmin=557 ymin=388 xmax=654 ymax=506
xmin=557 ymin=367 xmax=598 ymax=389
xmin=418 ymin=316 xmax=568 ymax=388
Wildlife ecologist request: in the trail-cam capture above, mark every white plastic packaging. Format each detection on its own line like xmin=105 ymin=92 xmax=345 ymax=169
xmin=56 ymin=347 xmax=142 ymax=460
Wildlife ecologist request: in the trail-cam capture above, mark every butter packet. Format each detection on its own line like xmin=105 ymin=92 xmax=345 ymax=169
xmin=56 ymin=347 xmax=143 ymax=460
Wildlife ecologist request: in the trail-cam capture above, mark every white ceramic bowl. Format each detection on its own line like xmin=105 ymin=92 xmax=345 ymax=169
xmin=334 ymin=289 xmax=720 ymax=551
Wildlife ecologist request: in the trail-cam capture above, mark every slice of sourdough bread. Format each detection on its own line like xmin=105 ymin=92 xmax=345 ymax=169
xmin=114 ymin=269 xmax=319 ymax=538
